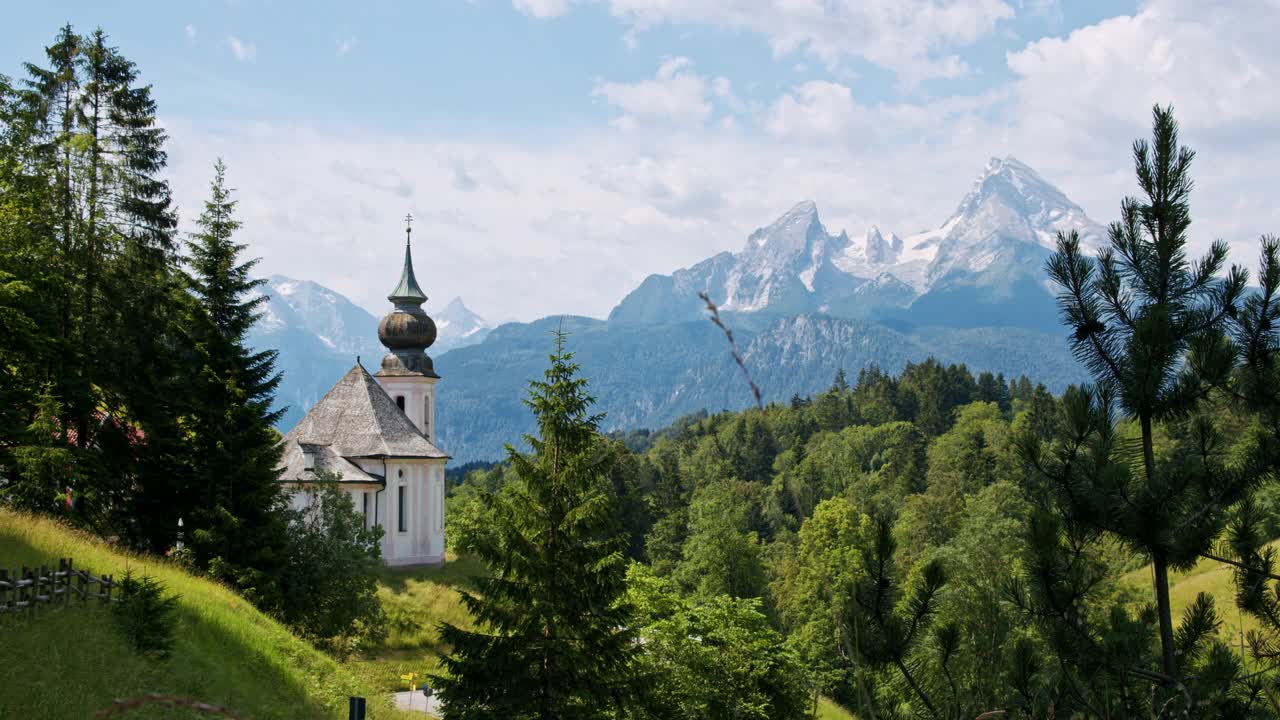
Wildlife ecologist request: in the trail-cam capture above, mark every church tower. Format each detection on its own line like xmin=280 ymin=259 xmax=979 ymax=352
xmin=276 ymin=214 xmax=448 ymax=567
xmin=375 ymin=216 xmax=439 ymax=442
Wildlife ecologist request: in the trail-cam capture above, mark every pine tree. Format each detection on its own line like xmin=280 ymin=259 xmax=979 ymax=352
xmin=434 ymin=331 xmax=646 ymax=719
xmin=1039 ymin=105 xmax=1258 ymax=681
xmin=845 ymin=515 xmax=947 ymax=718
xmin=830 ymin=367 xmax=849 ymax=392
xmin=3 ymin=26 xmax=183 ymax=538
xmin=0 ymin=71 xmax=55 ymax=469
xmin=183 ymin=160 xmax=288 ymax=605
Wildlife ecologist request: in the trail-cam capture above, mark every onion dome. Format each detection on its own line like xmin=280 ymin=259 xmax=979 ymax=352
xmin=377 ymin=221 xmax=439 ymax=377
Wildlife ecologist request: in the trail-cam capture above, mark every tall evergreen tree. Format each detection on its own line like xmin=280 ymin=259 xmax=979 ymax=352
xmin=1 ymin=26 xmax=183 ymax=538
xmin=1039 ymin=105 xmax=1259 ymax=681
xmin=435 ymin=332 xmax=646 ymax=719
xmin=183 ymin=160 xmax=288 ymax=604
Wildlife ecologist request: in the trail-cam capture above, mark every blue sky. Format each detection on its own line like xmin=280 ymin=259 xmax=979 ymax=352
xmin=7 ymin=1 xmax=1130 ymax=130
xmin=5 ymin=1 xmax=1276 ymax=323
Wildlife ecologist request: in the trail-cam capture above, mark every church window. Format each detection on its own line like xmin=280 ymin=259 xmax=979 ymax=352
xmin=361 ymin=492 xmax=369 ymax=527
xmin=396 ymin=395 xmax=405 ymax=411
xmin=397 ymin=485 xmax=407 ymax=533
xmin=424 ymin=398 xmax=430 ymax=435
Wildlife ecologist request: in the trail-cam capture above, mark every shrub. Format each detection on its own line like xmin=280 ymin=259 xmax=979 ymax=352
xmin=278 ymin=475 xmax=388 ymax=657
xmin=111 ymin=571 xmax=179 ymax=659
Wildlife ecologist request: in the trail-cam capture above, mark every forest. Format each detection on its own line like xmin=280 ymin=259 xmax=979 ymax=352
xmin=3 ymin=23 xmax=1280 ymax=720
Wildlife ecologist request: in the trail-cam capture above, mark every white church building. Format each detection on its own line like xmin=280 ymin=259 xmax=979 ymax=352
xmin=276 ymin=224 xmax=448 ymax=567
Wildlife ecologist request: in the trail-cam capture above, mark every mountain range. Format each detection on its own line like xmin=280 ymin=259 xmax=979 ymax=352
xmin=610 ymin=156 xmax=1105 ymax=330
xmin=254 ymin=156 xmax=1098 ymax=462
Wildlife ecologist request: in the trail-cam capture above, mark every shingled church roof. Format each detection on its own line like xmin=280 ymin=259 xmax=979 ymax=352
xmin=278 ymin=442 xmax=382 ymax=484
xmin=277 ymin=363 xmax=448 ymax=481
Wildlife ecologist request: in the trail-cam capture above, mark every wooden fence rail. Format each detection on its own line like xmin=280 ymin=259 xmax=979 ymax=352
xmin=0 ymin=557 xmax=116 ymax=615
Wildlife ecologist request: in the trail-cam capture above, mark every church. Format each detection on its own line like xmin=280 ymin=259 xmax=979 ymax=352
xmin=276 ymin=223 xmax=448 ymax=567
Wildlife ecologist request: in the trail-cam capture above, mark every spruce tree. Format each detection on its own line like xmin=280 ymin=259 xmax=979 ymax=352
xmin=434 ymin=331 xmax=646 ymax=719
xmin=1040 ymin=105 xmax=1256 ymax=681
xmin=183 ymin=160 xmax=288 ymax=605
xmin=5 ymin=26 xmax=184 ymax=539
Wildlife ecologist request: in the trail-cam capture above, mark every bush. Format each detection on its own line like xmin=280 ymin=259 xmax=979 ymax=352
xmin=111 ymin=571 xmax=179 ymax=659
xmin=278 ymin=475 xmax=387 ymax=657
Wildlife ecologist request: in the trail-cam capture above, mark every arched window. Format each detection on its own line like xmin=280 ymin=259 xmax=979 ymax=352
xmin=423 ymin=397 xmax=430 ymax=436
xmin=395 ymin=395 xmax=405 ymax=411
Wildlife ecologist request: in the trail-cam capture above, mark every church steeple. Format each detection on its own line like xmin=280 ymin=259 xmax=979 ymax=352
xmin=388 ymin=214 xmax=427 ymax=306
xmin=377 ymin=213 xmax=438 ymax=378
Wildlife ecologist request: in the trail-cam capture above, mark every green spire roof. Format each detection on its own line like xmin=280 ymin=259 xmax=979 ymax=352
xmin=388 ymin=239 xmax=427 ymax=305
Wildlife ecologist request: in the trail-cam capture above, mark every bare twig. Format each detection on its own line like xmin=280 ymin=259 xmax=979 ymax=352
xmin=698 ymin=292 xmax=762 ymax=410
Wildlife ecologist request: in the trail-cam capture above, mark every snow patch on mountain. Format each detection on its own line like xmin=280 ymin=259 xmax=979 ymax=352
xmin=431 ymin=297 xmax=492 ymax=353
xmin=609 ymin=155 xmax=1109 ymax=323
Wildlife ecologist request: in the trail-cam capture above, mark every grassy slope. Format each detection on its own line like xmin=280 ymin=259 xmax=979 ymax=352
xmin=0 ymin=509 xmax=412 ymax=720
xmin=1121 ymin=550 xmax=1266 ymax=649
xmin=349 ymin=555 xmax=482 ymax=695
xmin=816 ymin=696 xmax=857 ymax=719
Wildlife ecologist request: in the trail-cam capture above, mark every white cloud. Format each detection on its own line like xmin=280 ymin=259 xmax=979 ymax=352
xmin=1006 ymin=0 xmax=1280 ymax=134
xmin=184 ymin=24 xmax=196 ymax=41
xmin=162 ymin=119 xmax=933 ymax=323
xmin=999 ymin=0 xmax=1280 ymax=250
xmin=593 ymin=57 xmax=722 ymax=127
xmin=593 ymin=0 xmax=1016 ymax=82
xmin=711 ymin=76 xmax=744 ymax=112
xmin=512 ymin=0 xmax=571 ymax=18
xmin=765 ymin=81 xmax=858 ymax=139
xmin=228 ymin=35 xmax=257 ymax=62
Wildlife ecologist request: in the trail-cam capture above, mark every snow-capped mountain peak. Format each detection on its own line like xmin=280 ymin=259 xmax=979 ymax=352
xmin=609 ymin=155 xmax=1109 ymax=324
xmin=717 ymin=199 xmax=856 ymax=312
xmin=259 ymin=275 xmax=377 ymax=355
xmin=744 ymin=199 xmax=825 ymax=254
xmin=432 ymin=297 xmax=492 ymax=352
xmin=947 ymin=155 xmax=1102 ymax=249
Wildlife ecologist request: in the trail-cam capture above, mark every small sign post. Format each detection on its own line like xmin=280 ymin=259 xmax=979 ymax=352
xmin=401 ymin=672 xmax=419 ymax=708
xmin=348 ymin=696 xmax=366 ymax=720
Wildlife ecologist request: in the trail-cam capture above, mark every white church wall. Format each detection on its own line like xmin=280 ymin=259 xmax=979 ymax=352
xmin=283 ymin=482 xmax=383 ymax=532
xmin=286 ymin=488 xmax=310 ymax=513
xmin=377 ymin=458 xmax=446 ymax=567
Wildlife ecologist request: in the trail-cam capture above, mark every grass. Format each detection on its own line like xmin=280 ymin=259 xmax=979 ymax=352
xmin=1120 ymin=548 xmax=1269 ymax=650
xmin=816 ymin=695 xmax=857 ymax=719
xmin=348 ymin=554 xmax=483 ymax=696
xmin=0 ymin=509 xmax=415 ymax=720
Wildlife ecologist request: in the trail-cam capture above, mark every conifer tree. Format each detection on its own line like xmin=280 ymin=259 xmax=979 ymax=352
xmin=4 ymin=26 xmax=183 ymax=539
xmin=1039 ymin=105 xmax=1258 ymax=681
xmin=830 ymin=367 xmax=849 ymax=392
xmin=182 ymin=160 xmax=288 ymax=604
xmin=435 ymin=331 xmax=646 ymax=719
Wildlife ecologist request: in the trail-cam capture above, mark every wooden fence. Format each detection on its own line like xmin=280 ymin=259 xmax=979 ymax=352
xmin=0 ymin=557 xmax=116 ymax=615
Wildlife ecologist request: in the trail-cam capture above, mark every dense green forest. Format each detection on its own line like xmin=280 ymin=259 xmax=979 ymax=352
xmin=6 ymin=23 xmax=1280 ymax=720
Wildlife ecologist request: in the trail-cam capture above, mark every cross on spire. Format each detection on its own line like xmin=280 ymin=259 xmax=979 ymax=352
xmin=388 ymin=212 xmax=427 ymax=305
